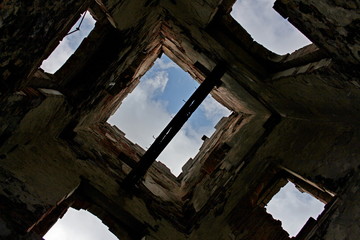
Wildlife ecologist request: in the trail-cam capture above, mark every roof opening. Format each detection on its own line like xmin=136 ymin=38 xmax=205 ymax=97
xmin=107 ymin=55 xmax=231 ymax=176
xmin=230 ymin=0 xmax=312 ymax=54
xmin=43 ymin=208 xmax=118 ymax=240
xmin=40 ymin=11 xmax=96 ymax=73
xmin=265 ymin=181 xmax=325 ymax=237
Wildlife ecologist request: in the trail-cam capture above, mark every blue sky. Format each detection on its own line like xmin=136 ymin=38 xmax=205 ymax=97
xmin=107 ymin=54 xmax=231 ymax=176
xmin=266 ymin=182 xmax=324 ymax=236
xmin=43 ymin=209 xmax=118 ymax=240
xmin=40 ymin=12 xmax=96 ymax=73
xmin=231 ymin=0 xmax=311 ymax=54
xmin=42 ymin=1 xmax=322 ymax=239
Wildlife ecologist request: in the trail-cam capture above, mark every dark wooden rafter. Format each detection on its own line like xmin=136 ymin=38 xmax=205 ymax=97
xmin=123 ymin=63 xmax=226 ymax=185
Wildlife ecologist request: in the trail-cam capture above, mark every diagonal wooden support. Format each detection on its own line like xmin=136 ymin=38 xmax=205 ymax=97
xmin=123 ymin=63 xmax=226 ymax=186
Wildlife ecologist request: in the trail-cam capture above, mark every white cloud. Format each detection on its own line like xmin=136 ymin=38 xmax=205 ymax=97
xmin=44 ymin=208 xmax=118 ymax=240
xmin=157 ymin=97 xmax=232 ymax=175
xmin=157 ymin=122 xmax=203 ymax=175
xmin=108 ymin=71 xmax=171 ymax=148
xmin=231 ymin=0 xmax=311 ymax=54
xmin=40 ymin=12 xmax=96 ymax=73
xmin=40 ymin=38 xmax=75 ymax=74
xmin=201 ymin=96 xmax=231 ymax=124
xmin=266 ymin=182 xmax=325 ymax=236
xmin=143 ymin=70 xmax=169 ymax=94
xmin=156 ymin=58 xmax=177 ymax=70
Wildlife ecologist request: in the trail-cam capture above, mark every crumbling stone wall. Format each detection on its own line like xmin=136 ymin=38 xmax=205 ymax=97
xmin=0 ymin=0 xmax=359 ymax=239
xmin=0 ymin=0 xmax=92 ymax=92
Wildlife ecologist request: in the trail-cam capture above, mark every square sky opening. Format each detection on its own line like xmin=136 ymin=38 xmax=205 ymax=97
xmin=40 ymin=11 xmax=96 ymax=74
xmin=43 ymin=208 xmax=118 ymax=240
xmin=107 ymin=55 xmax=232 ymax=176
xmin=265 ymin=181 xmax=325 ymax=237
xmin=230 ymin=0 xmax=312 ymax=54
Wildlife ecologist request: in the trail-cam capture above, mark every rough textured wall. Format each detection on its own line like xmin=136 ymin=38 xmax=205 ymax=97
xmin=275 ymin=0 xmax=360 ymax=65
xmin=0 ymin=0 xmax=91 ymax=92
xmin=0 ymin=0 xmax=359 ymax=239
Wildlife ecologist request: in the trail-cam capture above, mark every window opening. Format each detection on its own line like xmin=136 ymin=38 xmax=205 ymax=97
xmin=107 ymin=55 xmax=231 ymax=176
xmin=230 ymin=0 xmax=311 ymax=54
xmin=43 ymin=208 xmax=118 ymax=240
xmin=40 ymin=11 xmax=96 ymax=73
xmin=265 ymin=181 xmax=325 ymax=237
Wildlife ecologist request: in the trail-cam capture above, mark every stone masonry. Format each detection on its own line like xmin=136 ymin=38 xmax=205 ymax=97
xmin=0 ymin=0 xmax=360 ymax=239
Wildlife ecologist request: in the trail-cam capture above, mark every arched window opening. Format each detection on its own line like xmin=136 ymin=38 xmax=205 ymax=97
xmin=43 ymin=208 xmax=118 ymax=240
xmin=231 ymin=0 xmax=312 ymax=54
xmin=265 ymin=181 xmax=325 ymax=237
xmin=40 ymin=11 xmax=96 ymax=74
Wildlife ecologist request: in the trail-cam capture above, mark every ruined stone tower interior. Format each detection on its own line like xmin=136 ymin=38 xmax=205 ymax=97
xmin=1 ymin=0 xmax=360 ymax=239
